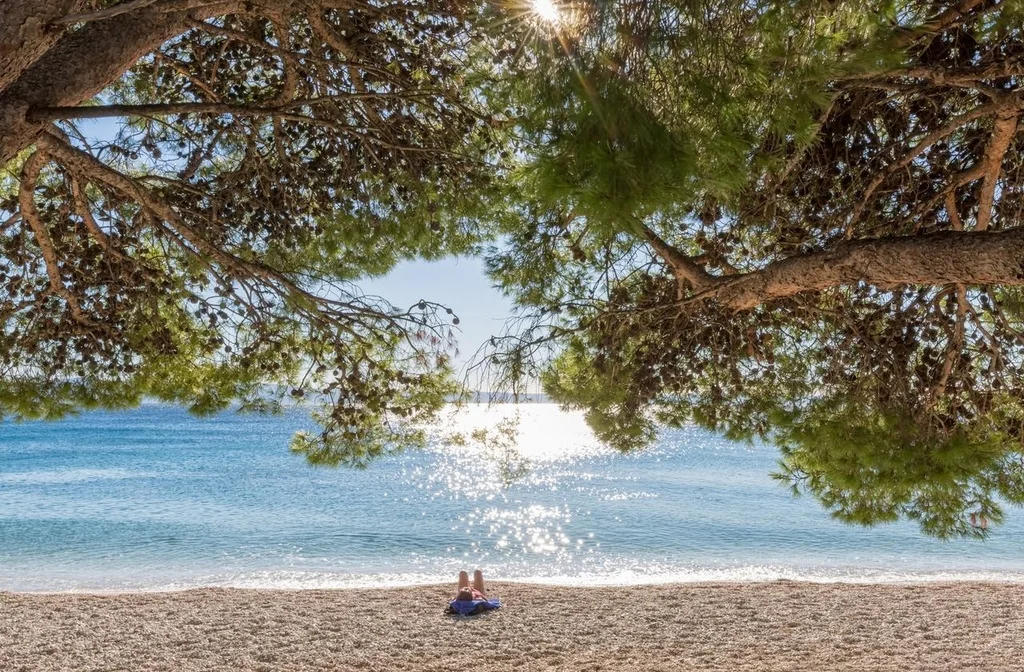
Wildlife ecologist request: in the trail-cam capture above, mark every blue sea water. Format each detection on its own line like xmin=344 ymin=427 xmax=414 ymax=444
xmin=2 ymin=403 xmax=1023 ymax=592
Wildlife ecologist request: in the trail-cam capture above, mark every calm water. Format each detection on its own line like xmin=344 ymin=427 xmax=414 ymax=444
xmin=2 ymin=403 xmax=1023 ymax=591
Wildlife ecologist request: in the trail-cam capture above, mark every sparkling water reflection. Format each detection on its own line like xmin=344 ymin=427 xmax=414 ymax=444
xmin=2 ymin=403 xmax=1024 ymax=591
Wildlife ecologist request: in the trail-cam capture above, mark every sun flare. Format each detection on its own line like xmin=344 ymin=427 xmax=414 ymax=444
xmin=532 ymin=0 xmax=561 ymax=24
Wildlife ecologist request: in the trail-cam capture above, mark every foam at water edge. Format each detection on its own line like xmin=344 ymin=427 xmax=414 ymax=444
xmin=10 ymin=566 xmax=1024 ymax=594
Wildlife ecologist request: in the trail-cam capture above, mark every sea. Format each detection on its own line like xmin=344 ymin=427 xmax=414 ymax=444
xmin=2 ymin=402 xmax=1023 ymax=592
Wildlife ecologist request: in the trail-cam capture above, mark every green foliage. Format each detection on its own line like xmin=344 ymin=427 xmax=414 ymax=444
xmin=1 ymin=2 xmax=502 ymax=464
xmin=292 ymin=364 xmax=463 ymax=469
xmin=486 ymin=0 xmax=1024 ymax=537
xmin=526 ymin=75 xmax=697 ymax=228
xmin=445 ymin=414 xmax=530 ymax=487
xmin=542 ymin=332 xmax=656 ymax=452
xmin=772 ymin=398 xmax=1024 ymax=539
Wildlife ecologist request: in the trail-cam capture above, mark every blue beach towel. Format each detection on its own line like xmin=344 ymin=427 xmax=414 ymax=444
xmin=446 ymin=597 xmax=501 ymax=616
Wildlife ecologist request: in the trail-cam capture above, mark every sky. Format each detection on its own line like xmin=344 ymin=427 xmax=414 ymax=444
xmin=362 ymin=255 xmax=517 ymax=375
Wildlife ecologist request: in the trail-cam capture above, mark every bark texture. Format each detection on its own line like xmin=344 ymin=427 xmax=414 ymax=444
xmin=0 ymin=0 xmax=89 ymax=93
xmin=0 ymin=0 xmax=241 ymax=165
xmin=660 ymin=228 xmax=1024 ymax=310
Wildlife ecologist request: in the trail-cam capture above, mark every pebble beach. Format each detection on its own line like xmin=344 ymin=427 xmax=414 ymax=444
xmin=4 ymin=581 xmax=1024 ymax=671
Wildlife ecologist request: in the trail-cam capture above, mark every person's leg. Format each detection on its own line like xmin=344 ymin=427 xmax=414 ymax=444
xmin=458 ymin=570 xmax=470 ymax=592
xmin=473 ymin=569 xmax=485 ymax=595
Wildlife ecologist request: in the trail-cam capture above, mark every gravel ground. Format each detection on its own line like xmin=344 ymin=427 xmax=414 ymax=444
xmin=3 ymin=581 xmax=1024 ymax=671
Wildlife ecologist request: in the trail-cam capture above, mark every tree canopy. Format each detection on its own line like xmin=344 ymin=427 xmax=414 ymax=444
xmin=0 ymin=0 xmax=509 ymax=465
xmin=5 ymin=0 xmax=1024 ymax=537
xmin=485 ymin=0 xmax=1024 ymax=538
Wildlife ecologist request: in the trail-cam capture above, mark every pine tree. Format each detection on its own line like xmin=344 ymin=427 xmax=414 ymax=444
xmin=489 ymin=0 xmax=1024 ymax=536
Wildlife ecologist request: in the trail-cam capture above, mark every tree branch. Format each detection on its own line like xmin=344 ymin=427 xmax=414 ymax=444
xmin=187 ymin=17 xmax=402 ymax=84
xmin=839 ymin=62 xmax=1024 ymax=91
xmin=36 ymin=131 xmax=411 ymax=333
xmin=849 ymin=94 xmax=1024 ymax=235
xmin=929 ymin=194 xmax=969 ymax=407
xmin=267 ymin=12 xmax=298 ymax=107
xmin=696 ymin=228 xmax=1024 ymax=311
xmin=39 ymin=131 xmax=275 ymax=284
xmin=0 ymin=213 xmax=20 ymax=234
xmin=909 ymin=157 xmax=990 ymax=230
xmin=638 ymin=223 xmax=715 ymax=293
xmin=69 ymin=176 xmax=132 ymax=262
xmin=945 ymin=191 xmax=964 ymax=231
xmin=51 ymin=0 xmax=238 ymax=25
xmin=976 ymin=114 xmax=1019 ymax=231
xmin=153 ymin=53 xmax=222 ymax=101
xmin=28 ymin=96 xmax=436 ymax=122
xmin=18 ymin=150 xmax=96 ymax=327
xmin=307 ymin=10 xmax=386 ymax=127
xmin=892 ymin=0 xmax=992 ymax=48
xmin=0 ymin=1 xmax=89 ymax=94
xmin=50 ymin=0 xmax=162 ymax=25
xmin=0 ymin=0 xmax=242 ymax=165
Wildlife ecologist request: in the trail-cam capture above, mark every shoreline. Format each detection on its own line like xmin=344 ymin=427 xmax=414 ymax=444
xmin=8 ymin=567 xmax=1024 ymax=595
xmin=4 ymin=581 xmax=1024 ymax=670
xmin=7 ymin=575 xmax=1024 ymax=596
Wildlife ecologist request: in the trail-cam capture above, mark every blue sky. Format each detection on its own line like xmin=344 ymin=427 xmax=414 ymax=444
xmin=363 ymin=255 xmax=516 ymax=372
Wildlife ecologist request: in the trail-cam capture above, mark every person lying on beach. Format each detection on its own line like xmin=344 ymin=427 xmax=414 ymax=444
xmin=447 ymin=569 xmax=501 ymax=616
xmin=456 ymin=570 xmax=486 ymax=600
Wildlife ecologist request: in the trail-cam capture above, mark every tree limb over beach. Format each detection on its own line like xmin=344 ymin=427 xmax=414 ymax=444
xmin=0 ymin=0 xmax=498 ymax=463
xmin=485 ymin=0 xmax=1024 ymax=537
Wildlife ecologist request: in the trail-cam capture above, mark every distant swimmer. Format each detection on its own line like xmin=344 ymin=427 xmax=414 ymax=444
xmin=446 ymin=569 xmax=501 ymax=616
xmin=970 ymin=512 xmax=989 ymax=530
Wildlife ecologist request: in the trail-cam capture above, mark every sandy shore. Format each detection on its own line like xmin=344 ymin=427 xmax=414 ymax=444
xmin=3 ymin=581 xmax=1024 ymax=671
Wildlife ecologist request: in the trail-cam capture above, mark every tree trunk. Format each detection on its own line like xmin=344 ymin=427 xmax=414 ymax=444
xmin=0 ymin=0 xmax=91 ymax=93
xmin=0 ymin=1 xmax=241 ymax=165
